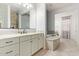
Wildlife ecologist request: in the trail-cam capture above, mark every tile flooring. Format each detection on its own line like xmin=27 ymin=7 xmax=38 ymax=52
xmin=34 ymin=38 xmax=79 ymax=56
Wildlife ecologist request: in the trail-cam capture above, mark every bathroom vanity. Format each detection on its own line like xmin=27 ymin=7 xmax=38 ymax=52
xmin=0 ymin=33 xmax=44 ymax=56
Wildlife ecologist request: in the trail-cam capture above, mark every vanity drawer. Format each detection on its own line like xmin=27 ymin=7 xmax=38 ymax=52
xmin=31 ymin=33 xmax=44 ymax=39
xmin=20 ymin=35 xmax=30 ymax=42
xmin=0 ymin=37 xmax=19 ymax=47
xmin=0 ymin=43 xmax=19 ymax=56
xmin=31 ymin=34 xmax=37 ymax=39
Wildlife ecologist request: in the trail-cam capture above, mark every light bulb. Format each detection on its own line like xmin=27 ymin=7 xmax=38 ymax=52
xmin=27 ymin=4 xmax=33 ymax=9
xmin=23 ymin=3 xmax=27 ymax=7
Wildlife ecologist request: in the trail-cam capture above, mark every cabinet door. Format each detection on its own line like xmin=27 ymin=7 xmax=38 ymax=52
xmin=20 ymin=40 xmax=31 ymax=56
xmin=31 ymin=38 xmax=39 ymax=55
xmin=38 ymin=34 xmax=44 ymax=49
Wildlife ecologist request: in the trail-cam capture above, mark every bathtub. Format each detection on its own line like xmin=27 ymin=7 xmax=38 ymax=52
xmin=46 ymin=36 xmax=60 ymax=51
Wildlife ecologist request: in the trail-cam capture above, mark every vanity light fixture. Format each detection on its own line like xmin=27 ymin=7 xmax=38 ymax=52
xmin=18 ymin=3 xmax=33 ymax=9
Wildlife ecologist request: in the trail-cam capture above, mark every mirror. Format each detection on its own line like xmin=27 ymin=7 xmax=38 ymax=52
xmin=10 ymin=9 xmax=19 ymax=29
xmin=20 ymin=13 xmax=30 ymax=29
xmin=0 ymin=3 xmax=31 ymax=29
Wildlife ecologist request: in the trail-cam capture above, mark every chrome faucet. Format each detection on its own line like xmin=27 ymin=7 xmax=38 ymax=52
xmin=23 ymin=29 xmax=26 ymax=33
xmin=18 ymin=29 xmax=26 ymax=34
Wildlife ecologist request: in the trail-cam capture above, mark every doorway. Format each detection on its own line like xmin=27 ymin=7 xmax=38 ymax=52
xmin=61 ymin=15 xmax=71 ymax=39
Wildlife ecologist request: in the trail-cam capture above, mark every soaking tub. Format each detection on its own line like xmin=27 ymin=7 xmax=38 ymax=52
xmin=46 ymin=36 xmax=60 ymax=51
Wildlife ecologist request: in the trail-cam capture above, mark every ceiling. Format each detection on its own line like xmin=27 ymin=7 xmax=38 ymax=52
xmin=10 ymin=3 xmax=74 ymax=12
xmin=1 ymin=3 xmax=78 ymax=12
xmin=46 ymin=3 xmax=76 ymax=11
xmin=8 ymin=3 xmax=24 ymax=12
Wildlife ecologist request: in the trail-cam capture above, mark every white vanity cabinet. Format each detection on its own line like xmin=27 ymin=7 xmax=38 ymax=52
xmin=0 ymin=33 xmax=44 ymax=56
xmin=0 ymin=37 xmax=19 ymax=56
xmin=20 ymin=33 xmax=44 ymax=56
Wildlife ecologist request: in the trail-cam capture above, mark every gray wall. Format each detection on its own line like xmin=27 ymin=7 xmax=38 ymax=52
xmin=47 ymin=10 xmax=55 ymax=34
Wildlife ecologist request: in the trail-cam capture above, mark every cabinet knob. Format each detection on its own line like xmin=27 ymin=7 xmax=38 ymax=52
xmin=5 ymin=41 xmax=13 ymax=43
xmin=6 ymin=50 xmax=13 ymax=54
xmin=30 ymin=41 xmax=32 ymax=42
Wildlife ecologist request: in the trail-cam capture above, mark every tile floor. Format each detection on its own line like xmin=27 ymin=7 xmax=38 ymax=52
xmin=34 ymin=38 xmax=79 ymax=56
